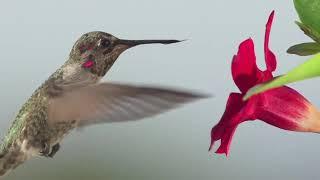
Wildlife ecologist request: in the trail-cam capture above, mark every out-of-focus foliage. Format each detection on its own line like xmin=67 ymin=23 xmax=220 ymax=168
xmin=288 ymin=0 xmax=320 ymax=56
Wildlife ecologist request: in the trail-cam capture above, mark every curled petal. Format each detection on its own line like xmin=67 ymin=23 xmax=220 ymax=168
xmin=210 ymin=93 xmax=253 ymax=155
xmin=232 ymin=39 xmax=263 ymax=93
xmin=264 ymin=11 xmax=277 ymax=72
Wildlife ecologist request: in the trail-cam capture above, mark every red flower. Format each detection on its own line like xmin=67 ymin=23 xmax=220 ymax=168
xmin=210 ymin=11 xmax=320 ymax=156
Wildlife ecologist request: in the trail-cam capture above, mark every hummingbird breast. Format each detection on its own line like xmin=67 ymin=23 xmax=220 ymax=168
xmin=0 ymin=83 xmax=74 ymax=161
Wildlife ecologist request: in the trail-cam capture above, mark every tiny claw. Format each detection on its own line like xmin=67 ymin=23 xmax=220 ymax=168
xmin=48 ymin=144 xmax=60 ymax=158
xmin=39 ymin=142 xmax=50 ymax=157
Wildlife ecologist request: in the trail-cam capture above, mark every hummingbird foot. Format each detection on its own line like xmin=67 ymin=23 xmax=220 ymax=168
xmin=39 ymin=142 xmax=50 ymax=157
xmin=48 ymin=143 xmax=60 ymax=158
xmin=39 ymin=143 xmax=60 ymax=158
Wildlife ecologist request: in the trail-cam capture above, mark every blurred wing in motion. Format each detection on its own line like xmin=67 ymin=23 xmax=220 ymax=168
xmin=48 ymin=82 xmax=208 ymax=127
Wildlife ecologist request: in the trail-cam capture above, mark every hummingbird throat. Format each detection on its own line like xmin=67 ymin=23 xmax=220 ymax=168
xmin=82 ymin=59 xmax=95 ymax=68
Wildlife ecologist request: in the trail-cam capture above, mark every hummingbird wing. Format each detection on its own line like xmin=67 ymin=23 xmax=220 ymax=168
xmin=47 ymin=83 xmax=208 ymax=127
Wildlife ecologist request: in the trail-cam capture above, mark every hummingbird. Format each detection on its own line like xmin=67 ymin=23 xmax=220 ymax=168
xmin=0 ymin=31 xmax=207 ymax=176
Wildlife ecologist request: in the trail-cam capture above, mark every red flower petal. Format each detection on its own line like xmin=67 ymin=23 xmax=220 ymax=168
xmin=257 ymin=86 xmax=320 ymax=132
xmin=264 ymin=11 xmax=277 ymax=72
xmin=209 ymin=93 xmax=251 ymax=155
xmin=232 ymin=39 xmax=263 ymax=93
xmin=210 ymin=86 xmax=320 ymax=156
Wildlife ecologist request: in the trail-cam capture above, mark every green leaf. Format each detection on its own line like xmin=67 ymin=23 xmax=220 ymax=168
xmin=243 ymin=53 xmax=320 ymax=100
xmin=294 ymin=0 xmax=320 ymax=34
xmin=287 ymin=42 xmax=320 ymax=56
xmin=295 ymin=21 xmax=320 ymax=43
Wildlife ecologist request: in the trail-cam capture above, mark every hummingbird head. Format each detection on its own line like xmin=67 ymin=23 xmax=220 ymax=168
xmin=65 ymin=31 xmax=181 ymax=77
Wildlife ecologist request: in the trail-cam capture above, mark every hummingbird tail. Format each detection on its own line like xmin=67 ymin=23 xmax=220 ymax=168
xmin=0 ymin=147 xmax=29 ymax=177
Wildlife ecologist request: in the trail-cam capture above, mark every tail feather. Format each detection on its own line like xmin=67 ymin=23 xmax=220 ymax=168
xmin=0 ymin=147 xmax=29 ymax=177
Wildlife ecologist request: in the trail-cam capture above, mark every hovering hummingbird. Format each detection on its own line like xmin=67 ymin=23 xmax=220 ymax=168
xmin=0 ymin=31 xmax=207 ymax=176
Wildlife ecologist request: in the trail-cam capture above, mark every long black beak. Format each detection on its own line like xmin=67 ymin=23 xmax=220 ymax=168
xmin=117 ymin=39 xmax=182 ymax=47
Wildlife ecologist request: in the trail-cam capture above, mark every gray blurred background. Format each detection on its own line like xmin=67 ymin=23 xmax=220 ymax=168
xmin=0 ymin=0 xmax=319 ymax=179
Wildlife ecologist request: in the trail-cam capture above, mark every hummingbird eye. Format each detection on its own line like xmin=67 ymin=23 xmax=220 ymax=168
xmin=98 ymin=39 xmax=111 ymax=48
